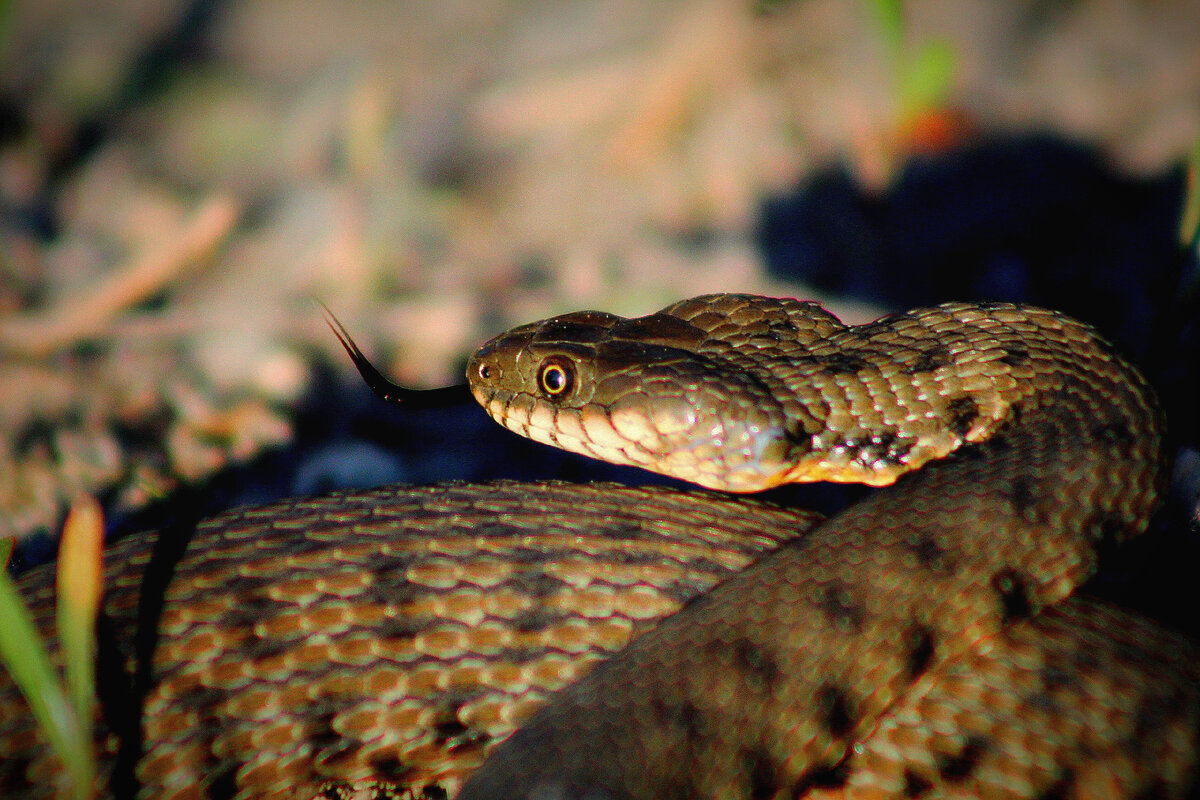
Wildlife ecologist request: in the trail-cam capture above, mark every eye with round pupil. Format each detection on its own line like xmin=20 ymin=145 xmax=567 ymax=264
xmin=538 ymin=360 xmax=573 ymax=397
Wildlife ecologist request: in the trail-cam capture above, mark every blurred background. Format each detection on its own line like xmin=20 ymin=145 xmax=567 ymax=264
xmin=1 ymin=0 xmax=1199 ymax=638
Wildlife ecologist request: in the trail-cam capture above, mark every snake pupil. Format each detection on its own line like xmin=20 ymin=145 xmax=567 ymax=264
xmin=538 ymin=359 xmax=573 ymax=397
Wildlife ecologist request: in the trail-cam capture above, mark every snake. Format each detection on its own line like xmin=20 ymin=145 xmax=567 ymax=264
xmin=1 ymin=294 xmax=1197 ymax=799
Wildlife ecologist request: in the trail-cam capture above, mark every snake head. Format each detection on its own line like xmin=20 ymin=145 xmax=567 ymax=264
xmin=467 ymin=310 xmax=798 ymax=492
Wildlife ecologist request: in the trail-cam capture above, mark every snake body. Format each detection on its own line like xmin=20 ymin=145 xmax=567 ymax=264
xmin=1 ymin=483 xmax=821 ymax=798
xmin=0 ymin=294 xmax=1196 ymax=799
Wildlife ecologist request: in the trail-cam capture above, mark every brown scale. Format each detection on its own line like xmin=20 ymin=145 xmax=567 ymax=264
xmin=2 ymin=296 xmax=1197 ymax=800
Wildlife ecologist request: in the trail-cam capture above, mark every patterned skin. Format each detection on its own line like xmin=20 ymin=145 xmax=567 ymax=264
xmin=1 ymin=296 xmax=1194 ymax=799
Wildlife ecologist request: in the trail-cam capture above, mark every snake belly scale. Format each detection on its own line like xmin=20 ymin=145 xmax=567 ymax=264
xmin=0 ymin=294 xmax=1196 ymax=800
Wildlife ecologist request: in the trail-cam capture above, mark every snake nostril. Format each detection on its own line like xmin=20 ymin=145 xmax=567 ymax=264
xmin=478 ymin=363 xmax=493 ymax=382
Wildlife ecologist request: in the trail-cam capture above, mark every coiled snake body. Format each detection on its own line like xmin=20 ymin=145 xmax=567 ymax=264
xmin=1 ymin=295 xmax=1197 ymax=799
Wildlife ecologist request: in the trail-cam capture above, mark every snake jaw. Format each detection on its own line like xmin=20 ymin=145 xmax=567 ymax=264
xmin=472 ymin=346 xmax=800 ymax=491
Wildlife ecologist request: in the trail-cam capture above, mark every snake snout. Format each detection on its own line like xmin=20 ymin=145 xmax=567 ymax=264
xmin=466 ymin=350 xmax=500 ymax=407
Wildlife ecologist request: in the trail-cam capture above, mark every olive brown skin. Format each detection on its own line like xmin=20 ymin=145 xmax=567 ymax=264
xmin=1 ymin=295 xmax=1195 ymax=800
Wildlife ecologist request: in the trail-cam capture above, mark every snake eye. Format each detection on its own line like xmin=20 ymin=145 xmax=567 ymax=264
xmin=537 ymin=357 xmax=574 ymax=398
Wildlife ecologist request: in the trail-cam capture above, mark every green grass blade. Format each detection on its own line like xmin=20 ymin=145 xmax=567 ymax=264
xmin=0 ymin=576 xmax=94 ymax=795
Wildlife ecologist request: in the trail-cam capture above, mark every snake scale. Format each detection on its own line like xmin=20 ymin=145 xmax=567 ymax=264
xmin=1 ymin=294 xmax=1197 ymax=799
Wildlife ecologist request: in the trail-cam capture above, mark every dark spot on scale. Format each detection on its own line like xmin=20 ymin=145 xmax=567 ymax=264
xmin=904 ymin=532 xmax=954 ymax=572
xmin=377 ymin=616 xmax=426 ymax=642
xmin=991 ymin=569 xmax=1034 ymax=623
xmin=814 ymin=582 xmax=866 ymax=632
xmin=887 ymin=438 xmax=915 ymax=463
xmin=745 ymin=748 xmax=780 ymax=800
xmin=822 ymin=352 xmax=868 ymax=374
xmin=1025 ymin=689 xmax=1058 ymax=714
xmin=679 ymin=587 xmax=716 ymax=613
xmin=470 ymin=520 xmax=522 ymax=539
xmin=784 ymin=417 xmax=816 ymax=446
xmin=936 ymin=736 xmax=989 ymax=783
xmin=945 ymin=396 xmax=979 ymax=440
xmin=598 ymin=521 xmax=650 ymax=541
xmin=174 ymin=683 xmax=228 ymax=712
xmin=998 ymin=346 xmax=1031 ymax=367
xmin=277 ymin=535 xmax=334 ymax=557
xmin=1133 ymin=686 xmax=1185 ymax=746
xmin=651 ymin=698 xmax=706 ymax=741
xmin=1090 ymin=421 xmax=1132 ymax=446
xmin=306 ymin=707 xmax=352 ymax=754
xmin=434 ymin=721 xmax=490 ymax=754
xmin=660 ymin=580 xmax=712 ymax=605
xmin=1006 ymin=476 xmax=1038 ymax=516
xmin=368 ymin=753 xmax=409 ymax=779
xmin=510 ymin=607 xmax=565 ymax=634
xmin=1070 ymin=646 xmax=1102 ymax=676
xmin=790 ymin=354 xmax=823 ymax=374
xmin=904 ymin=624 xmax=937 ymax=681
xmin=361 ymin=574 xmax=421 ymax=606
xmin=244 ymin=633 xmax=295 ymax=660
xmin=218 ymin=593 xmax=291 ymax=630
xmin=1039 ymin=663 xmax=1074 ymax=692
xmin=511 ymin=570 xmax=568 ymax=599
xmin=731 ymin=637 xmax=781 ymax=688
xmin=432 ymin=717 xmax=469 ymax=743
xmin=790 ymin=761 xmax=849 ymax=797
xmin=903 ymin=769 xmax=933 ymax=798
xmin=908 ymin=346 xmax=951 ymax=373
xmin=864 ymin=430 xmax=896 ymax=453
xmin=1035 ymin=768 xmax=1077 ymax=800
xmin=816 ymin=684 xmax=854 ymax=738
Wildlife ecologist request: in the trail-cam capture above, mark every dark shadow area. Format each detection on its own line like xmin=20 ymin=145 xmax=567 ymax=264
xmin=758 ymin=133 xmax=1200 ymax=641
